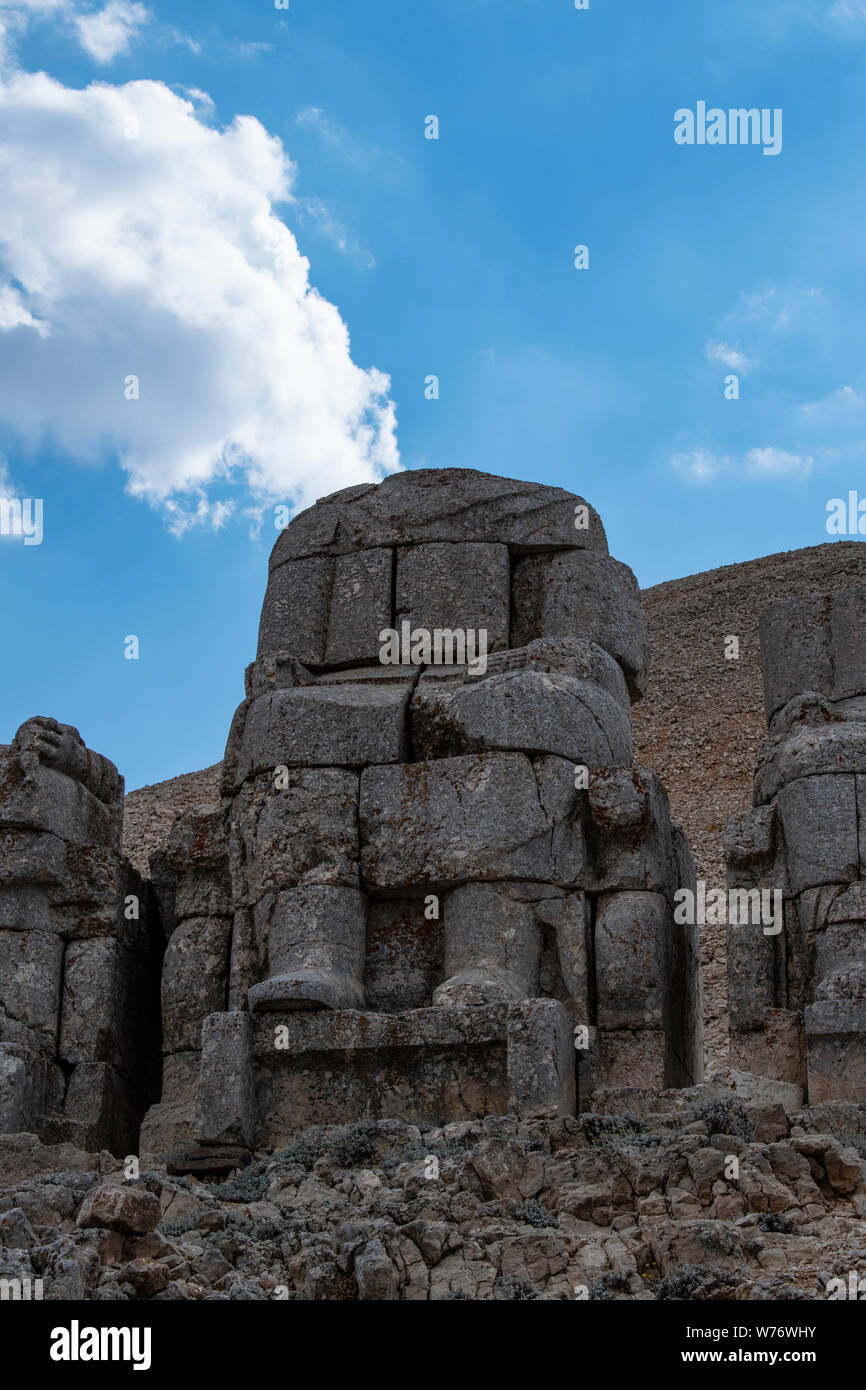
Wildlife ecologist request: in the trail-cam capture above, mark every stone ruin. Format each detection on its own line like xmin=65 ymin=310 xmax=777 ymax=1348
xmin=0 ymin=718 xmax=161 ymax=1154
xmin=1 ymin=469 xmax=709 ymax=1167
xmin=726 ymin=589 xmax=866 ymax=1105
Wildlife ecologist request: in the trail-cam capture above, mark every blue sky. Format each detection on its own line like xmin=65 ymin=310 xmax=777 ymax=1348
xmin=1 ymin=0 xmax=865 ymax=789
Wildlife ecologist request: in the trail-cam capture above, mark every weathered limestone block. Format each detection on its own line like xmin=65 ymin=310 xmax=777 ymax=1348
xmin=529 ymin=755 xmax=587 ymax=887
xmin=139 ymin=1050 xmax=201 ymax=1162
xmin=0 ymin=931 xmax=64 ymax=1053
xmin=359 ymin=753 xmax=578 ymax=891
xmin=416 ymin=636 xmax=630 ymax=700
xmin=759 ymin=593 xmax=834 ymax=722
xmin=267 ymin=468 xmax=608 ymax=565
xmin=574 ymin=1023 xmax=599 ymax=1110
xmin=51 ymin=845 xmax=139 ymax=941
xmin=395 ymin=542 xmax=510 ymax=653
xmin=160 ymin=917 xmax=231 ymax=1053
xmin=596 ymin=1029 xmax=668 ymax=1091
xmin=764 ymin=1008 xmax=807 ymax=1087
xmin=805 ymin=1001 xmax=866 ymax=1104
xmin=0 ymin=758 xmax=118 ymax=853
xmin=364 ymin=898 xmax=443 ymax=1014
xmin=0 ymin=884 xmax=61 ymax=936
xmin=59 ymin=937 xmax=157 ymax=1082
xmin=511 ymin=552 xmax=648 ymax=700
xmin=244 ymin=1006 xmax=511 ymax=1144
xmin=246 ymin=653 xmax=313 ymax=699
xmin=257 ymin=553 xmax=332 ymax=664
xmin=325 ymin=549 xmax=393 ymax=666
xmin=237 ymin=682 xmax=411 ymax=775
xmin=0 ymin=884 xmax=62 ymax=936
xmin=198 ymin=999 xmax=576 ymax=1147
xmin=0 ymin=829 xmax=66 ymax=888
xmin=669 ymin=827 xmax=704 ymax=1088
xmin=227 ymin=907 xmax=259 ymax=1012
xmin=0 ymin=718 xmax=162 ymax=1154
xmin=857 ymin=777 xmax=866 ymax=871
xmin=0 ymin=1046 xmax=64 ymax=1135
xmin=505 ymin=1000 xmax=575 ymax=1120
xmin=755 ymin=724 xmax=866 ymax=804
xmin=725 ymin=804 xmax=786 ymax=1063
xmin=196 ymin=1011 xmax=254 ymax=1150
xmin=533 ymin=889 xmax=591 ymax=1015
xmin=776 ymin=775 xmax=859 ymax=894
xmin=434 ymin=882 xmax=544 ymax=1007
xmin=150 ymin=805 xmax=230 ymax=938
xmin=831 ymin=588 xmax=866 ymax=701
xmin=783 ymin=887 xmax=838 ymax=1015
xmin=257 ymin=550 xmax=394 ymax=668
xmin=827 ymin=881 xmax=866 ymax=924
xmin=61 ymin=1062 xmax=144 ymax=1156
xmin=229 ymin=768 xmax=359 ymax=906
xmin=594 ymin=891 xmax=667 ymax=1031
xmin=759 ymin=589 xmax=866 ymax=721
xmin=248 ymin=884 xmax=367 ymax=1012
xmin=0 ymin=718 xmax=123 ymax=851
xmin=411 ymin=650 xmax=632 ymax=766
xmin=724 ymin=806 xmax=779 ymax=889
xmin=726 ymin=914 xmax=776 ymax=1038
xmin=587 ymin=766 xmax=676 ymax=899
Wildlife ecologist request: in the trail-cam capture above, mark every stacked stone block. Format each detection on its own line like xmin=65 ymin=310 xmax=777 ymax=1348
xmin=147 ymin=469 xmax=701 ymax=1162
xmin=726 ymin=588 xmax=866 ymax=1102
xmin=0 ymin=718 xmax=161 ymax=1153
xmin=140 ymin=808 xmax=232 ymax=1158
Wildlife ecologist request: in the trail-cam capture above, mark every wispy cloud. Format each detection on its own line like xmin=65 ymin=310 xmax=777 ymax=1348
xmin=296 ymin=105 xmax=406 ymax=177
xmin=705 ymin=339 xmax=754 ymax=374
xmin=733 ymin=0 xmax=866 ymax=40
xmin=671 ymin=445 xmax=815 ymax=482
xmin=726 ymin=284 xmax=823 ymax=332
xmin=235 ymin=39 xmax=272 ymax=58
xmin=829 ymin=1 xmax=866 ymax=31
xmin=299 ymin=198 xmax=376 ymax=268
xmin=800 ymin=384 xmax=864 ymax=418
xmin=745 ymin=446 xmax=814 ymax=477
xmin=670 ymin=449 xmax=730 ymax=483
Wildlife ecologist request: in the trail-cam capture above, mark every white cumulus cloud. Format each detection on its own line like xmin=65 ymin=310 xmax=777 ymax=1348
xmin=0 ymin=68 xmax=399 ymax=531
xmin=73 ymin=1 xmax=150 ymax=64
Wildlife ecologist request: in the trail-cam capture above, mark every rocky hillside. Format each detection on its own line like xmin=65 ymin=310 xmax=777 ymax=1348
xmin=124 ymin=764 xmax=221 ymax=879
xmin=122 ymin=540 xmax=866 ymax=1074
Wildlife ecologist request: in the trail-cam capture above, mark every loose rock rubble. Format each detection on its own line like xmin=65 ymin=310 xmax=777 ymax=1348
xmin=1 ymin=1088 xmax=864 ymax=1300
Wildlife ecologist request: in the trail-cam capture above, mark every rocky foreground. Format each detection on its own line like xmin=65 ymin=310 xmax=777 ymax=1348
xmin=2 ymin=1081 xmax=864 ymax=1301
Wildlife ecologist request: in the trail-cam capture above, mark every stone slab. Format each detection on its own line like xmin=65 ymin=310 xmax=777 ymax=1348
xmin=359 ymin=753 xmax=562 ymax=892
xmin=238 ymin=683 xmax=411 ymax=775
xmin=268 ymin=469 xmax=608 ymax=566
xmin=511 ymin=551 xmax=648 ymax=701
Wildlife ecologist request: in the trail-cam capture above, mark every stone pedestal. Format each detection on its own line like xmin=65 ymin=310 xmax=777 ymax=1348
xmin=194 ymin=1000 xmax=575 ymax=1152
